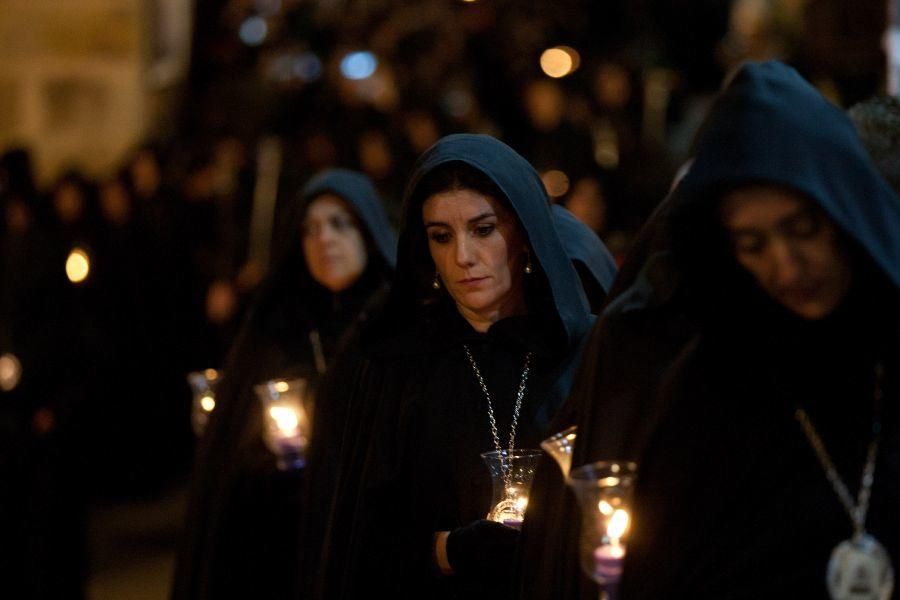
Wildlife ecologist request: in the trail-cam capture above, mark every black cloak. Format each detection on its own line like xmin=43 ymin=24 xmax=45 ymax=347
xmin=558 ymin=61 xmax=900 ymax=598
xmin=172 ymin=169 xmax=395 ymax=600
xmin=511 ymin=205 xmax=619 ymax=599
xmin=308 ymin=134 xmax=594 ymax=599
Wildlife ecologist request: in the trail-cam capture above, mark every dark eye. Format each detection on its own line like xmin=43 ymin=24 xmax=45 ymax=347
xmin=732 ymin=232 xmax=765 ymax=255
xmin=429 ymin=230 xmax=451 ymax=244
xmin=785 ymin=211 xmax=821 ymax=239
xmin=330 ymin=215 xmax=355 ymax=232
xmin=474 ymin=224 xmax=495 ymax=237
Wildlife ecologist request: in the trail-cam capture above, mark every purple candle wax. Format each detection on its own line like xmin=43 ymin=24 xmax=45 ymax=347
xmin=593 ymin=543 xmax=624 ymax=583
xmin=502 ymin=518 xmax=524 ymax=529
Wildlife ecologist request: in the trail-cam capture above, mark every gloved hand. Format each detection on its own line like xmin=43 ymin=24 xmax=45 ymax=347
xmin=445 ymin=519 xmax=520 ymax=578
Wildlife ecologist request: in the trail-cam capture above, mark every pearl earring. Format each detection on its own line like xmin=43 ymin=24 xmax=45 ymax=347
xmin=432 ymin=272 xmax=441 ymax=289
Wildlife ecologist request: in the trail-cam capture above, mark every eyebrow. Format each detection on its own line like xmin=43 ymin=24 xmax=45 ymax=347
xmin=424 ymin=212 xmax=496 ymax=228
xmin=727 ymin=208 xmax=813 ymax=237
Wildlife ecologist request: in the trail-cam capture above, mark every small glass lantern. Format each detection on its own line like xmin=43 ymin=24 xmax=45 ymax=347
xmin=254 ymin=378 xmax=311 ymax=471
xmin=540 ymin=425 xmax=577 ymax=480
xmin=187 ymin=369 xmax=221 ymax=437
xmin=568 ymin=461 xmax=637 ymax=600
xmin=481 ymin=448 xmax=543 ymax=529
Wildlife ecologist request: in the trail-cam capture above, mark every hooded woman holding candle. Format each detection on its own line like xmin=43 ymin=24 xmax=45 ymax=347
xmin=173 ymin=169 xmax=396 ymax=600
xmin=306 ymin=134 xmax=600 ymax=599
xmin=533 ymin=61 xmax=900 ymax=599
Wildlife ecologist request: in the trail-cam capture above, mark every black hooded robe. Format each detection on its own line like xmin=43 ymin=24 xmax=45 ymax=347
xmin=172 ymin=169 xmax=396 ymax=600
xmin=563 ymin=61 xmax=900 ymax=598
xmin=309 ymin=134 xmax=594 ymax=600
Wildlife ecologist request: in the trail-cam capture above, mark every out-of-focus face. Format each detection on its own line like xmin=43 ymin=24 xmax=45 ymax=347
xmin=301 ymin=194 xmax=367 ymax=293
xmin=100 ymin=180 xmax=131 ymax=226
xmin=423 ymin=188 xmax=528 ymax=331
xmin=54 ymin=182 xmax=85 ymax=224
xmin=721 ymin=184 xmax=852 ymax=320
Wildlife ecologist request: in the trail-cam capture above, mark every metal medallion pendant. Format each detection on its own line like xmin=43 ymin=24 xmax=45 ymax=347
xmin=827 ymin=534 xmax=895 ymax=600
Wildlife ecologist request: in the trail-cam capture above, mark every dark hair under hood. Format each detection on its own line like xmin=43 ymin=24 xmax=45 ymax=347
xmin=381 ymin=133 xmax=593 ymax=352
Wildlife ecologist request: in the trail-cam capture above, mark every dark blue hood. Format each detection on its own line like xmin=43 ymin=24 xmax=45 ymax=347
xmin=551 ymin=204 xmax=618 ymax=299
xmin=388 ymin=134 xmax=593 ymax=350
xmin=677 ymin=60 xmax=900 ymax=291
xmin=300 ymin=168 xmax=396 ymax=269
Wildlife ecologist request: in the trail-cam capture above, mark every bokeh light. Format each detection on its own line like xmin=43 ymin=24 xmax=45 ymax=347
xmin=540 ymin=46 xmax=581 ymax=79
xmin=541 ymin=169 xmax=571 ymax=198
xmin=66 ymin=248 xmax=90 ymax=284
xmin=340 ymin=51 xmax=378 ymax=80
xmin=239 ymin=16 xmax=268 ymax=46
xmin=0 ymin=353 xmax=22 ymax=392
xmin=294 ymin=52 xmax=323 ymax=82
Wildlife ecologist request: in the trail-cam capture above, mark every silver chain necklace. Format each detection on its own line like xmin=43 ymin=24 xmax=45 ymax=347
xmin=463 ymin=345 xmax=533 ymax=456
xmin=794 ymin=362 xmax=894 ymax=600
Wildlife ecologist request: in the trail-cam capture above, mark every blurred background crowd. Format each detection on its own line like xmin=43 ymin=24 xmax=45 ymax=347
xmin=0 ymin=0 xmax=892 ymax=597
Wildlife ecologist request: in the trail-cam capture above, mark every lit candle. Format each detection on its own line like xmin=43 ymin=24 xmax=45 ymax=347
xmin=265 ymin=402 xmax=308 ymax=469
xmin=489 ymin=491 xmax=529 ymax=529
xmin=594 ymin=508 xmax=629 ymax=583
xmin=593 ymin=541 xmax=625 ymax=582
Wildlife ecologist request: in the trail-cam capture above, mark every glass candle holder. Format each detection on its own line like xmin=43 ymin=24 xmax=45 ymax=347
xmin=254 ymin=378 xmax=311 ymax=471
xmin=481 ymin=449 xmax=543 ymax=529
xmin=540 ymin=425 xmax=577 ymax=480
xmin=187 ymin=368 xmax=221 ymax=437
xmin=568 ymin=461 xmax=637 ymax=598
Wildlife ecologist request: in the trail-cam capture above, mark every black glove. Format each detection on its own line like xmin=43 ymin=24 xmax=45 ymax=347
xmin=446 ymin=519 xmax=520 ymax=578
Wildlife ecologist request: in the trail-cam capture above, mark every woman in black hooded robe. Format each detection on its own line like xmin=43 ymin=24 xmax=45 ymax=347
xmin=172 ymin=169 xmax=395 ymax=600
xmin=308 ymin=134 xmax=594 ymax=599
xmin=541 ymin=61 xmax=900 ymax=598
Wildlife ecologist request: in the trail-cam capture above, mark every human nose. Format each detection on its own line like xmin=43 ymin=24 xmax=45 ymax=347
xmin=770 ymin=238 xmax=804 ymax=286
xmin=455 ymin=236 xmax=475 ymax=267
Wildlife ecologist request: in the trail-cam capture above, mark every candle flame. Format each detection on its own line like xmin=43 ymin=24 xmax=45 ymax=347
xmin=204 ymin=368 xmax=218 ymax=380
xmin=200 ymin=395 xmax=216 ymax=412
xmin=269 ymin=405 xmax=299 ymax=432
xmin=516 ymin=496 xmax=529 ymax=513
xmin=608 ymin=509 xmax=629 ymax=542
xmin=274 ymin=380 xmax=290 ymax=393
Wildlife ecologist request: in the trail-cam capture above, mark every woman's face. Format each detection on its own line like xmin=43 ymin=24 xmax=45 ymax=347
xmin=301 ymin=194 xmax=367 ymax=293
xmin=423 ymin=188 xmax=528 ymax=331
xmin=721 ymin=184 xmax=852 ymax=320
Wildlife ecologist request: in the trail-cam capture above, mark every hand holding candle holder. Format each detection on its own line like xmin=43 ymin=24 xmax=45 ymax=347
xmin=568 ymin=461 xmax=637 ymax=600
xmin=254 ymin=378 xmax=312 ymax=471
xmin=187 ymin=369 xmax=221 ymax=437
xmin=540 ymin=425 xmax=577 ymax=480
xmin=481 ymin=449 xmax=543 ymax=530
